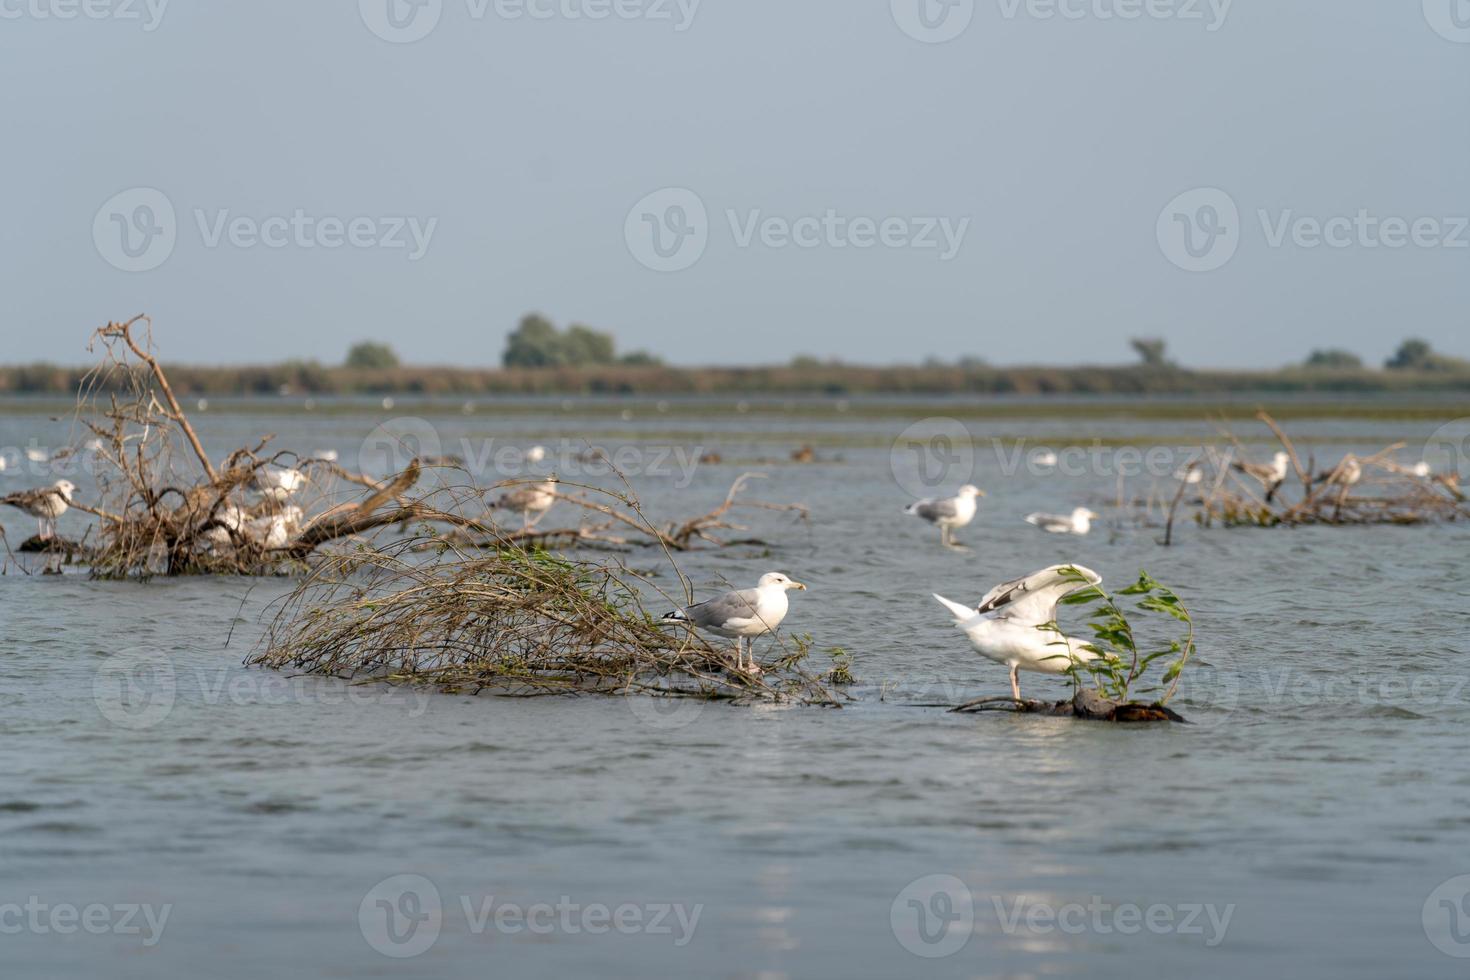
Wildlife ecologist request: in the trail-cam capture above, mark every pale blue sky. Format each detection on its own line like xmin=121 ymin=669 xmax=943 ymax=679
xmin=3 ymin=0 xmax=1466 ymax=367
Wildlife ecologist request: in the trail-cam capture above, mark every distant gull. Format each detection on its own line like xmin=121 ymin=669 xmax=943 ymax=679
xmin=24 ymin=448 xmax=48 ymax=464
xmin=662 ymin=572 xmax=807 ymax=672
xmin=1174 ymin=466 xmax=1204 ymax=485
xmin=2 ymin=479 xmax=75 ymax=540
xmin=1024 ymin=507 xmax=1098 ymax=535
xmin=904 ymin=485 xmax=985 ymax=549
xmin=491 ymin=477 xmax=558 ymax=529
xmin=934 ymin=564 xmax=1110 ymax=700
xmin=1318 ymin=455 xmax=1362 ymax=488
xmin=1032 ymin=450 xmax=1059 ymax=468
xmin=1233 ymin=451 xmax=1290 ymax=502
xmin=313 ymin=450 xmax=339 ymax=463
xmin=525 ymin=445 xmax=548 ymax=465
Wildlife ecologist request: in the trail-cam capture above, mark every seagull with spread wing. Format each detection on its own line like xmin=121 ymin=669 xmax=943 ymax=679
xmin=2 ymin=480 xmax=76 ymax=540
xmin=662 ymin=572 xmax=807 ymax=672
xmin=934 ymin=564 xmax=1110 ymax=700
xmin=904 ymin=485 xmax=984 ymax=549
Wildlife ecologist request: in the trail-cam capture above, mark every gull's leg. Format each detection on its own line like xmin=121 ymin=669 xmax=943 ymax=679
xmin=1010 ymin=665 xmax=1021 ymax=701
xmin=940 ymin=525 xmax=950 ymax=548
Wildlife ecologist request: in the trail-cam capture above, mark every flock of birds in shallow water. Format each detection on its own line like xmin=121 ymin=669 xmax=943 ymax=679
xmin=0 ymin=440 xmax=1442 ymax=699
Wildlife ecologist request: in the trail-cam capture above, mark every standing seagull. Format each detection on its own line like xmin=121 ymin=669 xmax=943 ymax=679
xmin=1024 ymin=507 xmax=1099 ymax=535
xmin=662 ymin=572 xmax=807 ymax=672
xmin=491 ymin=477 xmax=558 ymax=529
xmin=934 ymin=564 xmax=1110 ymax=700
xmin=904 ymin=485 xmax=985 ymax=549
xmin=1233 ymin=451 xmax=1290 ymax=502
xmin=250 ymin=466 xmax=308 ymax=502
xmin=2 ymin=480 xmax=76 ymax=540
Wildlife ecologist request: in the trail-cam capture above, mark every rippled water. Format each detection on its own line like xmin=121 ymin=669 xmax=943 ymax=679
xmin=2 ymin=396 xmax=1468 ymax=978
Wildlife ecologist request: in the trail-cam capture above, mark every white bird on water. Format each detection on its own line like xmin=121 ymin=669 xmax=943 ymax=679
xmin=904 ymin=485 xmax=985 ymax=549
xmin=934 ymin=564 xmax=1110 ymax=700
xmin=662 ymin=572 xmax=807 ymax=672
xmin=2 ymin=479 xmax=76 ymax=540
xmin=1024 ymin=507 xmax=1099 ymax=535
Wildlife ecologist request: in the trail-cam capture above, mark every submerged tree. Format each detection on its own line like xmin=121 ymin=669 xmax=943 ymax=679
xmin=1130 ymin=337 xmax=1171 ymax=368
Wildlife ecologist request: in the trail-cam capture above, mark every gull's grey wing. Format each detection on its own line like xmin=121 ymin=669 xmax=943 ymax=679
xmin=1025 ymin=512 xmax=1070 ymax=533
xmin=976 ymin=565 xmax=1100 ymax=625
xmin=1 ymin=487 xmax=55 ymax=511
xmin=682 ymin=587 xmax=762 ymax=629
xmin=910 ymin=497 xmax=958 ymax=523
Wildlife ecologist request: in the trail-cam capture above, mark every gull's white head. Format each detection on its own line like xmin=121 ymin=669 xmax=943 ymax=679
xmin=758 ymin=572 xmax=807 ymax=592
xmin=54 ymin=480 xmax=76 ymax=501
xmin=1271 ymin=452 xmax=1290 ymax=479
xmin=958 ymin=485 xmax=985 ymax=499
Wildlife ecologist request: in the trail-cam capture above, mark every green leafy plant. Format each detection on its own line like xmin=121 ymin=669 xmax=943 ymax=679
xmin=1046 ymin=567 xmax=1196 ymax=705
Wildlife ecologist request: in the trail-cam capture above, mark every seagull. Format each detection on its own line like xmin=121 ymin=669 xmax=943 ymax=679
xmin=247 ymin=505 xmax=304 ymax=549
xmin=934 ymin=564 xmax=1111 ymax=700
xmin=2 ymin=480 xmax=76 ymax=540
xmin=491 ymin=477 xmax=558 ymax=529
xmin=1024 ymin=507 xmax=1099 ymax=535
xmin=250 ymin=466 xmax=307 ymax=501
xmin=312 ymin=450 xmax=339 ymax=463
xmin=24 ymin=448 xmax=49 ymax=464
xmin=198 ymin=503 xmax=248 ymax=552
xmin=662 ymin=572 xmax=807 ymax=672
xmin=904 ymin=485 xmax=985 ymax=549
xmin=1174 ymin=467 xmax=1204 ymax=485
xmin=1318 ymin=455 xmax=1363 ymax=487
xmin=1032 ymin=450 xmax=1059 ymax=468
xmin=1233 ymin=451 xmax=1290 ymax=502
xmin=525 ymin=445 xmax=548 ymax=465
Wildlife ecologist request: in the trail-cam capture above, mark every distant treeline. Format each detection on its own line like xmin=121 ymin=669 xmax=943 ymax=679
xmin=6 ymin=362 xmax=1470 ymax=398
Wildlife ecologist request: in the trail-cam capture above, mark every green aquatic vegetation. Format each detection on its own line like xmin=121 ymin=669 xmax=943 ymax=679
xmin=1047 ymin=567 xmax=1196 ymax=707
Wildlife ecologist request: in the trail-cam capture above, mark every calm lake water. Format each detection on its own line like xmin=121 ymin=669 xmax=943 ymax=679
xmin=2 ymin=395 xmax=1468 ymax=978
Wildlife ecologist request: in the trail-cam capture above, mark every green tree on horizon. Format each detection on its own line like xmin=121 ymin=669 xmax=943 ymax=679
xmin=344 ymin=341 xmax=400 ymax=370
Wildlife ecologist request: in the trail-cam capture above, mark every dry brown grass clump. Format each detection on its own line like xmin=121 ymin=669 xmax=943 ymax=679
xmin=247 ymin=537 xmax=844 ymax=706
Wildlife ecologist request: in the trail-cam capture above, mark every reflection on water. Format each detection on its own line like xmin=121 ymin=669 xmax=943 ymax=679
xmin=0 ymin=397 xmax=1467 ymax=978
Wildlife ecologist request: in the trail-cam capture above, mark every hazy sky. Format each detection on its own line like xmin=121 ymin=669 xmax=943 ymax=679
xmin=3 ymin=0 xmax=1466 ymax=367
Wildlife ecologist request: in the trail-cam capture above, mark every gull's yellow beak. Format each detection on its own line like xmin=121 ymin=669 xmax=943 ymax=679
xmin=792 ymin=581 xmax=808 ymax=591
